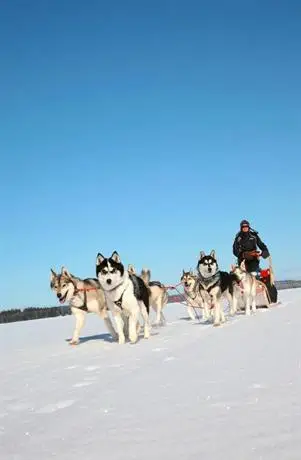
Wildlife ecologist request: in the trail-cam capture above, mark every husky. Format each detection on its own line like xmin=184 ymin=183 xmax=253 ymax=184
xmin=197 ymin=250 xmax=239 ymax=326
xmin=50 ymin=267 xmax=118 ymax=345
xmin=180 ymin=269 xmax=210 ymax=321
xmin=140 ymin=268 xmax=168 ymax=326
xmin=230 ymin=260 xmax=258 ymax=315
xmin=96 ymin=251 xmax=151 ymax=344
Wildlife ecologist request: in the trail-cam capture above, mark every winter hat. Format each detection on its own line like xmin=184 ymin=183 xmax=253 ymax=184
xmin=240 ymin=219 xmax=250 ymax=228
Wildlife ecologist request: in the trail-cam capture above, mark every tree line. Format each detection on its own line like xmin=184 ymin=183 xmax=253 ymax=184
xmin=0 ymin=306 xmax=71 ymax=324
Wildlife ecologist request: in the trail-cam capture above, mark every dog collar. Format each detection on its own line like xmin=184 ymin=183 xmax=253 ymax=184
xmin=198 ymin=271 xmax=220 ymax=289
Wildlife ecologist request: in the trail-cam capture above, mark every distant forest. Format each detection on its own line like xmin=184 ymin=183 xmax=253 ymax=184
xmin=0 ymin=280 xmax=300 ymax=324
xmin=0 ymin=306 xmax=71 ymax=324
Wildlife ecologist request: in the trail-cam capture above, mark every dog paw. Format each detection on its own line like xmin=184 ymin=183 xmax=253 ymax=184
xmin=69 ymin=340 xmax=79 ymax=346
xmin=213 ymin=323 xmax=221 ymax=327
xmin=129 ymin=335 xmax=138 ymax=344
xmin=118 ymin=336 xmax=126 ymax=345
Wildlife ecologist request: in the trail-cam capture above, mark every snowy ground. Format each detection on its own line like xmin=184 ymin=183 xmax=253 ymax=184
xmin=1 ymin=289 xmax=301 ymax=460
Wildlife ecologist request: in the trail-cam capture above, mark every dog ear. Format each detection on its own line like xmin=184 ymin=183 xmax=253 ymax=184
xmin=61 ymin=266 xmax=72 ymax=279
xmin=230 ymin=264 xmax=235 ymax=272
xmin=96 ymin=253 xmax=105 ymax=266
xmin=110 ymin=251 xmax=121 ymax=263
xmin=182 ymin=269 xmax=185 ymax=275
xmin=210 ymin=250 xmax=216 ymax=259
xmin=199 ymin=251 xmax=206 ymax=260
xmin=50 ymin=268 xmax=57 ymax=283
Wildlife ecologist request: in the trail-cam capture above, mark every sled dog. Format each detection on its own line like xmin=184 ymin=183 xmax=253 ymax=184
xmin=96 ymin=251 xmax=151 ymax=344
xmin=180 ymin=269 xmax=210 ymax=321
xmin=197 ymin=250 xmax=239 ymax=326
xmin=140 ymin=268 xmax=168 ymax=326
xmin=50 ymin=267 xmax=117 ymax=345
xmin=230 ymin=260 xmax=258 ymax=315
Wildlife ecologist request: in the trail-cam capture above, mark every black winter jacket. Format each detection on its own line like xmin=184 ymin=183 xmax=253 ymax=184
xmin=233 ymin=230 xmax=270 ymax=263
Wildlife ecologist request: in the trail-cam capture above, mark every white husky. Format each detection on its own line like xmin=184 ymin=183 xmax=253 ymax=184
xmin=231 ymin=260 xmax=257 ymax=315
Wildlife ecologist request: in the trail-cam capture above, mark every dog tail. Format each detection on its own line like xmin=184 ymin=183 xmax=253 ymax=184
xmin=128 ymin=264 xmax=136 ymax=275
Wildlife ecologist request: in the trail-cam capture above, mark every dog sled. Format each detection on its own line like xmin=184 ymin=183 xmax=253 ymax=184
xmin=255 ymin=271 xmax=278 ymax=307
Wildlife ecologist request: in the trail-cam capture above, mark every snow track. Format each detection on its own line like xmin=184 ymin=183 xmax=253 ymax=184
xmin=1 ymin=289 xmax=301 ymax=459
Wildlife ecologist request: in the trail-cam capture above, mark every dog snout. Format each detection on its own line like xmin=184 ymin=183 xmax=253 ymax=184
xmin=57 ymin=293 xmax=62 ymax=299
xmin=106 ymin=279 xmax=112 ymax=285
xmin=208 ymin=267 xmax=212 ymax=273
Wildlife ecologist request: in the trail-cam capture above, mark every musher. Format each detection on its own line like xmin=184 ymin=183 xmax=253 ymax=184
xmin=232 ymin=219 xmax=269 ymax=276
xmin=232 ymin=219 xmax=277 ymax=303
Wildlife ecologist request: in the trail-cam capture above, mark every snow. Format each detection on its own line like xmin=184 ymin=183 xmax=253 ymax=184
xmin=1 ymin=289 xmax=301 ymax=460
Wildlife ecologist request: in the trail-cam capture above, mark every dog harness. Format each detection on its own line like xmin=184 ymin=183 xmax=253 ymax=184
xmin=186 ymin=290 xmax=198 ymax=301
xmin=197 ymin=271 xmax=221 ymax=309
xmin=198 ymin=271 xmax=221 ymax=293
xmin=149 ymin=281 xmax=164 ymax=288
xmin=71 ymin=286 xmax=98 ymax=312
xmin=113 ymin=274 xmax=148 ymax=311
xmin=114 ymin=291 xmax=125 ymax=309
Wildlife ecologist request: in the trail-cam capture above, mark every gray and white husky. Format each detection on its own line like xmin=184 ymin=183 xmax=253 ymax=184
xmin=96 ymin=251 xmax=151 ymax=344
xmin=230 ymin=260 xmax=257 ymax=315
xmin=180 ymin=269 xmax=210 ymax=321
xmin=197 ymin=250 xmax=239 ymax=326
xmin=50 ymin=267 xmax=117 ymax=345
xmin=140 ymin=268 xmax=168 ymax=326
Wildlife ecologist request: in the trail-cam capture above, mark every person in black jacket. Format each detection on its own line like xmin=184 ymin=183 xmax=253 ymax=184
xmin=233 ymin=220 xmax=270 ymax=275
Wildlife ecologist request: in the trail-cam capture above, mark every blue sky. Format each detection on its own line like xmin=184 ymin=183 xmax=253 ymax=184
xmin=1 ymin=0 xmax=301 ymax=308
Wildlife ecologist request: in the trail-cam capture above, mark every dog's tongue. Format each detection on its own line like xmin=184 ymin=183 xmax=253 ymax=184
xmin=59 ymin=298 xmax=65 ymax=304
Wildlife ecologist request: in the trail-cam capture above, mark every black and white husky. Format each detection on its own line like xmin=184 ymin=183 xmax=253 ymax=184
xmin=197 ymin=250 xmax=239 ymax=326
xmin=96 ymin=251 xmax=151 ymax=344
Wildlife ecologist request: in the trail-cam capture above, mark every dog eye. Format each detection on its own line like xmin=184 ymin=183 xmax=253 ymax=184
xmin=111 ymin=268 xmax=116 ymax=274
xmin=101 ymin=269 xmax=107 ymax=275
